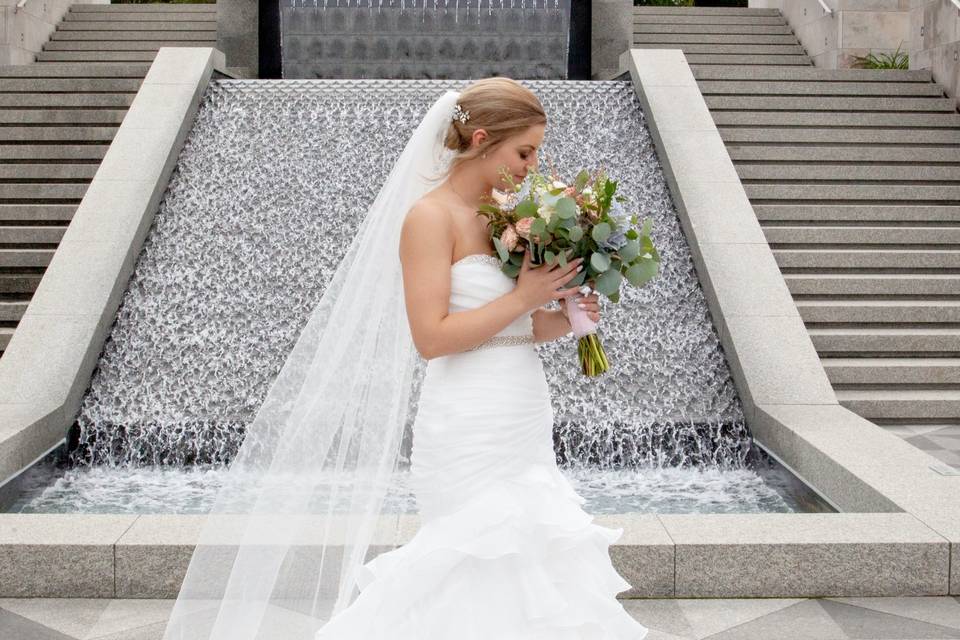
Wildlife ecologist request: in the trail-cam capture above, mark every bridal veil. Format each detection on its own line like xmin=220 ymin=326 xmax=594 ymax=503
xmin=161 ymin=89 xmax=461 ymax=640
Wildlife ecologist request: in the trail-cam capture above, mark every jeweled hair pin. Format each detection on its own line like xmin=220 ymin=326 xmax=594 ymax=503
xmin=452 ymin=103 xmax=470 ymax=124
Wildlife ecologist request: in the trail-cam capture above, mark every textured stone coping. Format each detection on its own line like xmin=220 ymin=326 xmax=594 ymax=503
xmin=0 ymin=511 xmax=949 ymax=598
xmin=0 ymin=48 xmax=232 ymax=488
xmin=620 ymin=48 xmax=959 ymax=595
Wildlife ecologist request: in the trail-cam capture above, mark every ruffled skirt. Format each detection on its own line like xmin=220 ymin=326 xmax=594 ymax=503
xmin=314 ymin=343 xmax=648 ymax=639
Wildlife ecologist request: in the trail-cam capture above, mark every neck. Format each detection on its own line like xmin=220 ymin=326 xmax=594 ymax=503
xmin=447 ymin=165 xmax=493 ymax=210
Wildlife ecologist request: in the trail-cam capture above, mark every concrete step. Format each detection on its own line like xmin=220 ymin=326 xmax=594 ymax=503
xmin=785 ymin=274 xmax=960 ymax=296
xmin=744 ymin=184 xmax=960 ymax=202
xmin=776 ymin=250 xmax=960 ymax=272
xmin=44 ymin=40 xmax=214 ymax=51
xmin=739 ymin=164 xmax=960 ymax=182
xmin=713 ymin=111 xmax=960 ymax=127
xmin=698 ymin=80 xmax=943 ymax=97
xmin=635 ymin=34 xmax=800 ymax=45
xmin=64 ymin=12 xmax=216 ymax=22
xmin=634 ymin=6 xmax=782 ymax=15
xmin=727 ymin=146 xmax=960 ymax=163
xmin=692 ymin=67 xmax=932 ymax=82
xmin=0 ymin=185 xmax=87 ymax=203
xmin=835 ymin=388 xmax=960 ymax=421
xmin=635 ymin=23 xmax=792 ymax=34
xmin=0 ymin=327 xmax=13 ymax=352
xmin=55 ymin=21 xmax=216 ymax=31
xmin=37 ymin=51 xmax=162 ymax=62
xmin=48 ymin=31 xmax=216 ymax=41
xmin=800 ymin=299 xmax=960 ymax=323
xmin=765 ymin=226 xmax=960 ymax=246
xmin=0 ymin=127 xmax=117 ymax=142
xmin=685 ymin=54 xmax=812 ymax=65
xmin=71 ymin=3 xmax=216 ymax=12
xmin=0 ymin=145 xmax=107 ymax=161
xmin=0 ymin=205 xmax=75 ymax=222
xmin=0 ymin=300 xmax=29 ymax=322
xmin=630 ymin=43 xmax=804 ymax=54
xmin=823 ymin=357 xmax=960 ymax=385
xmin=0 ymin=63 xmax=150 ymax=77
xmin=809 ymin=327 xmax=960 ymax=356
xmin=0 ymin=248 xmax=54 ymax=268
xmin=0 ymin=274 xmax=41 ymax=294
xmin=0 ymin=109 xmax=127 ymax=125
xmin=0 ymin=164 xmax=97 ymax=180
xmin=707 ymin=95 xmax=957 ymax=111
xmin=0 ymin=225 xmax=68 ymax=243
xmin=0 ymin=78 xmax=141 ymax=92
xmin=754 ymin=205 xmax=960 ymax=223
xmin=633 ymin=14 xmax=785 ymax=24
xmin=0 ymin=92 xmax=134 ymax=107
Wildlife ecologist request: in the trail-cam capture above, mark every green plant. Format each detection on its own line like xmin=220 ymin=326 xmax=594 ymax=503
xmin=851 ymin=41 xmax=909 ymax=69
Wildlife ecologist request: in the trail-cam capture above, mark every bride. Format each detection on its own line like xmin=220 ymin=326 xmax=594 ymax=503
xmin=161 ymin=78 xmax=648 ymax=640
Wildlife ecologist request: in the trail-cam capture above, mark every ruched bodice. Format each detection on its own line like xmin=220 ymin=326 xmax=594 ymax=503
xmin=449 ymin=253 xmax=533 ymax=339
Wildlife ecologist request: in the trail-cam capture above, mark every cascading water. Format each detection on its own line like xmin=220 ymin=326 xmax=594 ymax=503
xmin=5 ymin=80 xmax=832 ymax=515
xmin=280 ymin=1 xmax=571 ymax=79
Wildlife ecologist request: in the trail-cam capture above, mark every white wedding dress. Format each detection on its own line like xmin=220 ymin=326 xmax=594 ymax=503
xmin=315 ymin=252 xmax=649 ymax=639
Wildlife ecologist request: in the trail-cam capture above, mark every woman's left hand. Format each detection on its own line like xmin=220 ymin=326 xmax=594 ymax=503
xmin=559 ymin=289 xmax=601 ymax=324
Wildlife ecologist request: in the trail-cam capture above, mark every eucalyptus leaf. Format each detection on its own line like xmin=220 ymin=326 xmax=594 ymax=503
xmin=626 ymin=259 xmax=658 ymax=286
xmin=619 ymin=238 xmax=640 ymax=262
xmin=590 ymin=252 xmax=610 ymax=272
xmin=591 ymin=222 xmax=611 ymax=244
xmin=545 ymin=249 xmax=556 ymax=264
xmin=569 ymin=225 xmax=583 ymax=242
xmin=595 ymin=268 xmax=623 ymax=297
xmin=641 ymin=216 xmax=652 ymax=237
xmin=574 ymin=169 xmax=590 ymax=191
xmin=516 ymin=199 xmax=537 ymax=218
xmin=531 ymin=218 xmax=546 ymax=236
xmin=492 ymin=236 xmax=509 ymax=262
xmin=509 ymin=251 xmax=523 ymax=266
xmin=555 ymin=197 xmax=577 ymax=219
xmin=502 ymin=262 xmax=520 ymax=278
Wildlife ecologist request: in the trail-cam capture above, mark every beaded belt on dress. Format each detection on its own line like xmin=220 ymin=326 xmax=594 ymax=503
xmin=466 ymin=334 xmax=536 ymax=352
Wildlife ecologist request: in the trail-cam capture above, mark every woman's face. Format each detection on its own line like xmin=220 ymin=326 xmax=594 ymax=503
xmin=478 ymin=123 xmax=545 ymax=192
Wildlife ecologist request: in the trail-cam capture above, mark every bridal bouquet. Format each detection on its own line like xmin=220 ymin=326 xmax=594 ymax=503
xmin=477 ymin=164 xmax=660 ymax=377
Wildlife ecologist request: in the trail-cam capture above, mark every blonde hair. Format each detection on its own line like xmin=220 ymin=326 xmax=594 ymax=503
xmin=432 ymin=77 xmax=546 ymax=182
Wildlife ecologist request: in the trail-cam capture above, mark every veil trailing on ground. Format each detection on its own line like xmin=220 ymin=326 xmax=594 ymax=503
xmin=161 ymin=90 xmax=461 ymax=640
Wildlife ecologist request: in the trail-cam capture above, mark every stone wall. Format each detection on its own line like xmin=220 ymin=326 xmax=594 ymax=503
xmin=910 ymin=0 xmax=960 ymax=110
xmin=750 ymin=0 xmax=912 ymax=69
xmin=0 ymin=0 xmax=104 ymax=65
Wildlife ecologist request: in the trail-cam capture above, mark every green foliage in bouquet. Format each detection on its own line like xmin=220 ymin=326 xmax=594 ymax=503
xmin=477 ymin=165 xmax=659 ymax=303
xmin=475 ymin=163 xmax=660 ymax=377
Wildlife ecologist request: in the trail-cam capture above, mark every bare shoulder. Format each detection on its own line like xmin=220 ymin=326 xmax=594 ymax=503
xmin=400 ymin=197 xmax=454 ymax=263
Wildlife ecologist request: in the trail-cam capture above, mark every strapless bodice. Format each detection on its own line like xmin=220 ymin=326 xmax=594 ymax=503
xmin=450 ymin=253 xmax=533 ymax=340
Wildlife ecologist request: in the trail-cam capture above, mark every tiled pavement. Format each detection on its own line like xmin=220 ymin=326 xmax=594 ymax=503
xmin=3 ymin=596 xmax=960 ymax=639
xmin=886 ymin=424 xmax=960 ymax=472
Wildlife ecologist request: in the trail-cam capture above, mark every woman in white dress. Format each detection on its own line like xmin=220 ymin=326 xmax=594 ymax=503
xmin=313 ymin=77 xmax=650 ymax=639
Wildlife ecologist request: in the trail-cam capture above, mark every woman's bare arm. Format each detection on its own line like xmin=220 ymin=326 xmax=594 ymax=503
xmin=531 ymin=307 xmax=571 ymax=343
xmin=399 ymin=201 xmax=530 ymax=360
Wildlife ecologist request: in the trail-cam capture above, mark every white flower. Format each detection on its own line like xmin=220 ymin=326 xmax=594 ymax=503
xmin=537 ymin=204 xmax=555 ymax=223
xmin=582 ymin=186 xmax=593 ymax=194
xmin=490 ymin=189 xmax=511 ymax=206
xmin=552 ymin=180 xmax=566 ymax=190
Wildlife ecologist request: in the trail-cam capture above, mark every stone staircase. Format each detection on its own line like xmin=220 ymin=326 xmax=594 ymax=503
xmin=634 ymin=6 xmax=960 ymax=429
xmin=0 ymin=3 xmax=216 ymax=358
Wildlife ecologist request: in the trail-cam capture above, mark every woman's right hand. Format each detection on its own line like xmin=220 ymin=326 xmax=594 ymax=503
xmin=512 ymin=247 xmax=584 ymax=312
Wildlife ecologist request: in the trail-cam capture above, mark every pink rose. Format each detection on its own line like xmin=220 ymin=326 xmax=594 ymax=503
xmin=562 ymin=186 xmax=577 ymax=197
xmin=515 ymin=216 xmax=534 ymax=240
xmin=500 ymin=224 xmax=519 ymax=251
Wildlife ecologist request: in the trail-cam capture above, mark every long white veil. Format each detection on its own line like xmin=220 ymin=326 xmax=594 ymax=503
xmin=161 ymin=89 xmax=461 ymax=640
